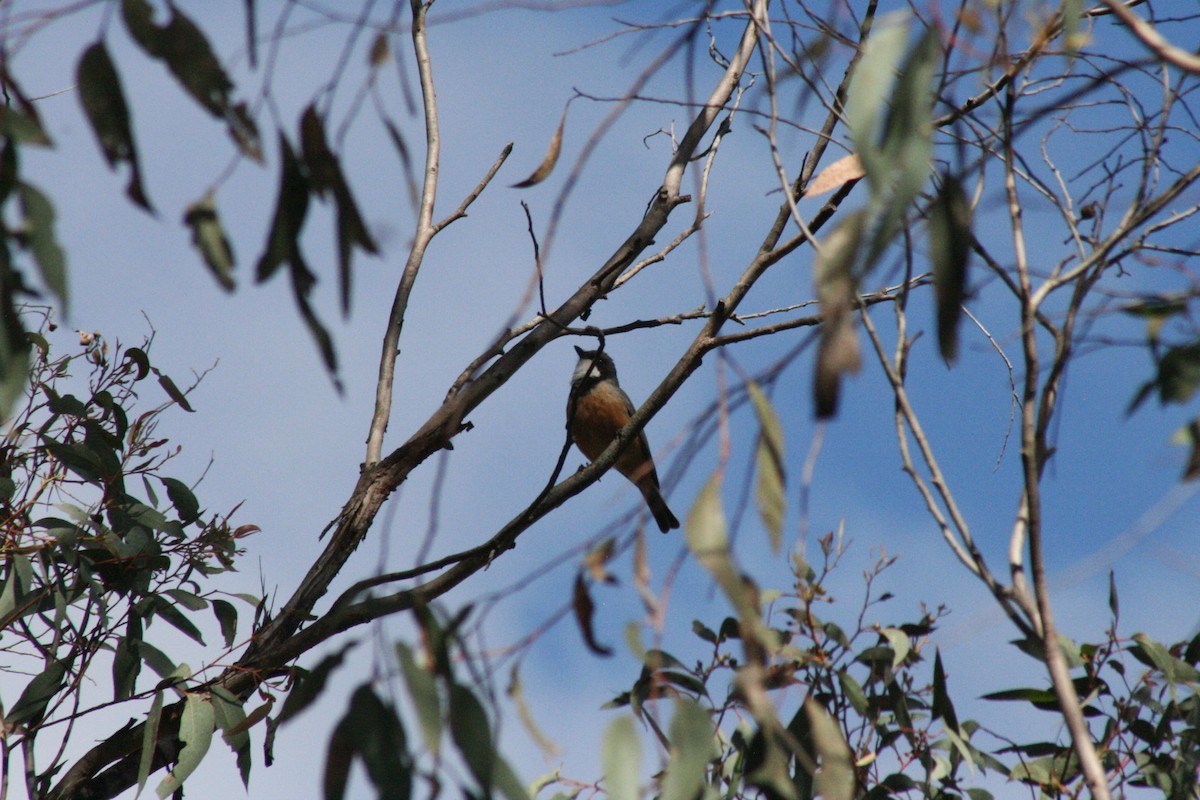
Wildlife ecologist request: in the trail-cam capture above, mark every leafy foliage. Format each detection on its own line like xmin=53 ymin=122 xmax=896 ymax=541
xmin=0 ymin=317 xmax=256 ymax=798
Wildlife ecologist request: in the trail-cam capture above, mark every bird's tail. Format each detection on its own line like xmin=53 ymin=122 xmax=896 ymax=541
xmin=641 ymin=482 xmax=680 ymax=533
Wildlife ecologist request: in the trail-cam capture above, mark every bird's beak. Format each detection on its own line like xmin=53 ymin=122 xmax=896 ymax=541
xmin=574 ymin=345 xmax=586 ymax=358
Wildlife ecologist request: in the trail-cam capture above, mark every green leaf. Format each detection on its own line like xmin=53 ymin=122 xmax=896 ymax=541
xmin=837 ymin=669 xmax=868 ymax=716
xmin=76 ymin=41 xmax=152 ymax=211
xmin=7 ymin=658 xmax=67 ymax=727
xmin=211 ymin=686 xmax=252 ymax=788
xmin=156 ymin=693 xmax=215 ymax=799
xmin=113 ymin=634 xmax=141 ymax=701
xmin=183 ymin=194 xmax=235 ymax=291
xmin=493 ymin=756 xmax=529 ymax=800
xmin=747 ymin=382 xmax=786 ymax=551
xmin=879 ymin=627 xmax=911 ymax=670
xmin=1062 ymin=0 xmax=1088 ymax=50
xmin=929 ymin=174 xmax=972 ymax=363
xmin=805 ymin=698 xmax=854 ymax=800
xmin=1131 ymin=633 xmax=1200 ymax=685
xmin=395 ymin=643 xmax=442 ymax=756
xmin=980 ymin=686 xmax=1059 ymax=705
xmin=151 ymin=597 xmax=205 ymax=645
xmin=686 ymin=470 xmax=729 ymax=557
xmin=603 ymin=716 xmax=641 ymax=800
xmin=1011 ymin=633 xmax=1084 ymax=668
xmin=18 ymin=182 xmax=68 ymax=312
xmin=881 ymin=27 xmax=937 ymax=212
xmin=845 ymin=13 xmax=909 ymax=184
xmin=137 ymin=640 xmax=178 ymax=679
xmin=449 ymin=683 xmax=495 ymax=794
xmin=164 ymin=588 xmax=207 ymax=611
xmin=660 ymin=697 xmax=712 ymax=800
xmin=277 ymin=642 xmax=356 ymax=724
xmin=0 ymin=552 xmax=32 ymax=628
xmin=137 ymin=690 xmax=164 ymax=798
xmin=0 ymin=72 xmax=52 ymax=146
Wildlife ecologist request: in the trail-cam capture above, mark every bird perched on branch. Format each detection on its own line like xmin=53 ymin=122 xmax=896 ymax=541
xmin=567 ymin=345 xmax=680 ymax=532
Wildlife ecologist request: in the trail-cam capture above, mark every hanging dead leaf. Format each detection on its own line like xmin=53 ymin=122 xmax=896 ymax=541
xmin=802 ymin=153 xmax=865 ymax=198
xmin=511 ymin=108 xmax=566 ymax=188
xmin=813 ymin=212 xmax=865 ymax=418
xmin=572 ymin=573 xmax=613 ymax=656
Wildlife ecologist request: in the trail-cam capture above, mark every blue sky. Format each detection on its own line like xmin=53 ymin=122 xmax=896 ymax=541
xmin=5 ymin=1 xmax=1200 ymax=798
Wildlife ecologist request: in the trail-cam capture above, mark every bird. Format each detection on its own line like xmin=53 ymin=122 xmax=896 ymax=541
xmin=567 ymin=345 xmax=680 ymax=532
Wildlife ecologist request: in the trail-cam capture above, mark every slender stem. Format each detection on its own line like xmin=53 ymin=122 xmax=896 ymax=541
xmin=365 ymin=0 xmax=440 ymax=466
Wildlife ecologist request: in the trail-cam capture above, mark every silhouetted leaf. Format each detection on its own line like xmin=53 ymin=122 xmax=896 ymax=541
xmin=323 ymin=708 xmax=356 ymax=800
xmin=122 ymin=0 xmax=261 ymax=160
xmin=0 ymin=141 xmax=16 ymax=205
xmin=76 ymin=42 xmax=152 ymax=211
xmin=300 ymin=105 xmax=377 ymax=315
xmin=123 ymin=347 xmax=151 ymax=381
xmin=1155 ymin=342 xmax=1200 ymax=405
xmin=573 ymin=572 xmax=612 ymax=656
xmin=347 ymin=686 xmax=412 ymax=800
xmin=149 ymin=369 xmax=193 ymax=412
xmin=212 ymin=599 xmax=238 ymax=649
xmin=183 ymin=194 xmax=235 ymax=290
xmin=449 ymin=683 xmax=495 ymax=794
xmin=931 ymin=649 xmax=959 ymax=731
xmin=256 ymin=134 xmax=310 ymax=284
xmin=278 ymin=642 xmax=357 ymax=725
xmin=160 ymin=477 xmax=200 ymax=523
xmin=929 ymin=174 xmax=972 ymax=363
